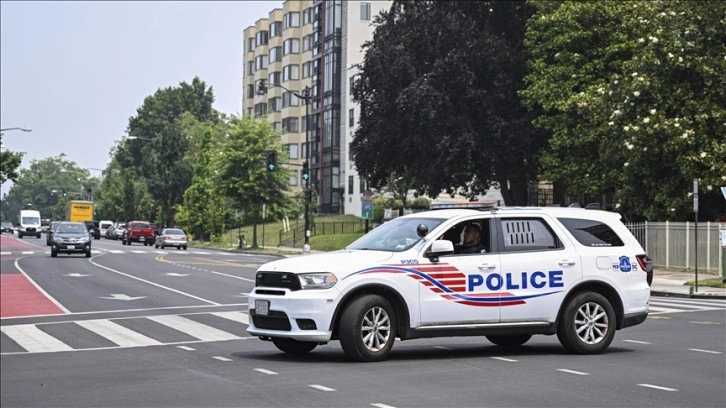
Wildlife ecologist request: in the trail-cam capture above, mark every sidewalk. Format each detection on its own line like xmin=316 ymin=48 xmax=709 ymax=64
xmin=651 ymin=269 xmax=726 ymax=299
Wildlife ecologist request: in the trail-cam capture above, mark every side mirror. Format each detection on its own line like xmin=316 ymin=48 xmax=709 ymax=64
xmin=424 ymin=240 xmax=454 ymax=262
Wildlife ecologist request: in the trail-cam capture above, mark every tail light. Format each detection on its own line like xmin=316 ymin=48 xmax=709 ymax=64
xmin=636 ymin=254 xmax=653 ymax=286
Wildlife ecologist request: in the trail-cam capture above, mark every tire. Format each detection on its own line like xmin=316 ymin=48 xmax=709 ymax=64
xmin=161 ymin=244 xmax=165 ymax=249
xmin=51 ymin=250 xmax=57 ymax=258
xmin=183 ymin=246 xmax=187 ymax=250
xmin=272 ymin=338 xmax=318 ymax=355
xmin=557 ymin=292 xmax=616 ymax=354
xmin=486 ymin=334 xmax=532 ymax=348
xmin=339 ymin=294 xmax=397 ymax=362
xmin=155 ymin=243 xmax=159 ymax=249
xmin=85 ymin=249 xmax=91 ymax=258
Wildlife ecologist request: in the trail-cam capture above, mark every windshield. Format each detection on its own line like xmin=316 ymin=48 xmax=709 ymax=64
xmin=347 ymin=217 xmax=445 ymax=252
xmin=57 ymin=223 xmax=88 ymax=234
xmin=21 ymin=217 xmax=40 ymax=225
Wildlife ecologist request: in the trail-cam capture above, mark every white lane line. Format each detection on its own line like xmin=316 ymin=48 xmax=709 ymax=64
xmin=491 ymin=357 xmax=518 ymax=362
xmin=14 ymin=258 xmax=71 ymax=314
xmin=212 ymin=356 xmax=233 ymax=362
xmin=76 ymin=320 xmax=162 ymax=347
xmin=212 ymin=311 xmax=249 ymax=325
xmin=21 ymin=251 xmax=34 ymax=255
xmin=108 ymin=250 xmax=124 ymax=254
xmin=623 ymin=339 xmax=651 ymax=344
xmin=254 ymin=368 xmax=278 ymax=375
xmin=371 ymin=404 xmax=397 ymax=408
xmin=147 ymin=315 xmax=239 ymax=341
xmin=557 ymin=369 xmax=589 ymax=376
xmin=648 ymin=306 xmax=683 ymax=314
xmin=309 ymin=385 xmax=336 ymax=392
xmin=0 ymin=251 xmax=10 ymax=255
xmin=0 ymin=325 xmax=73 ymax=353
xmin=177 ymin=346 xmax=196 ymax=351
xmin=689 ymin=348 xmax=722 ymax=354
xmin=638 ymin=384 xmax=678 ymax=392
xmin=210 ymin=271 xmax=255 ymax=282
xmin=89 ymin=258 xmax=220 ymax=305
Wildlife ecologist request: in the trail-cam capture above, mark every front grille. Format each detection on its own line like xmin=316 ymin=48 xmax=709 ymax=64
xmin=255 ymin=272 xmax=301 ymax=291
xmin=251 ymin=310 xmax=291 ymax=331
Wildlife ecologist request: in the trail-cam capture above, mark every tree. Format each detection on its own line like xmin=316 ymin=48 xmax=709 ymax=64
xmin=0 ymin=133 xmax=25 ymax=185
xmin=352 ymin=0 xmax=544 ymax=205
xmin=215 ymin=115 xmax=293 ymax=248
xmin=522 ymin=1 xmax=726 ymax=220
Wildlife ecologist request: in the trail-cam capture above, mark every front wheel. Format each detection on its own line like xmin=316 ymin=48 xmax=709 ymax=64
xmin=339 ymin=294 xmax=397 ymax=362
xmin=50 ymin=250 xmax=57 ymax=258
xmin=272 ymin=338 xmax=317 ymax=355
xmin=557 ymin=292 xmax=616 ymax=354
xmin=486 ymin=334 xmax=532 ymax=348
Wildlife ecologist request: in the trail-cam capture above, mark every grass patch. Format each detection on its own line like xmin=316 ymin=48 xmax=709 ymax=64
xmin=684 ymin=278 xmax=726 ymax=288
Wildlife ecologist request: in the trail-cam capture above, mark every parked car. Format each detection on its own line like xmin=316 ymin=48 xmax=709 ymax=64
xmin=50 ymin=221 xmax=92 ymax=258
xmin=1 ymin=221 xmax=14 ymax=233
xmin=154 ymin=228 xmax=188 ymax=250
xmin=45 ymin=221 xmax=62 ymax=246
xmin=113 ymin=223 xmax=126 ymax=240
xmin=99 ymin=220 xmax=114 ymax=239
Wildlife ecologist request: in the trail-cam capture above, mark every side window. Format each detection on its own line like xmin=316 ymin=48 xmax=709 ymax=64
xmin=437 ymin=219 xmax=491 ymax=255
xmin=558 ymin=217 xmax=624 ymax=247
xmin=499 ymin=217 xmax=561 ymax=252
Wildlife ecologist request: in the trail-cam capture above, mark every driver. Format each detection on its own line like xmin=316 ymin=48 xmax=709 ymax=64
xmin=460 ymin=223 xmax=487 ymax=254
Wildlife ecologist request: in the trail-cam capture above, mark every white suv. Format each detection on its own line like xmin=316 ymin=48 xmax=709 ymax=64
xmin=247 ymin=205 xmax=652 ymax=362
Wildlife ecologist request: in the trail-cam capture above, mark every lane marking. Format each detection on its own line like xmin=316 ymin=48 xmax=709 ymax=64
xmin=177 ymin=346 xmax=196 ymax=351
xmin=0 ymin=303 xmax=247 ymax=321
xmin=690 ymin=321 xmax=721 ymax=325
xmin=491 ymin=357 xmax=518 ymax=362
xmin=254 ymin=368 xmax=278 ymax=375
xmin=212 ymin=311 xmax=250 ymax=325
xmin=1 ymin=325 xmax=73 ymax=353
xmin=147 ymin=315 xmax=240 ymax=341
xmin=688 ymin=348 xmax=722 ymax=354
xmin=638 ymin=384 xmax=678 ymax=392
xmin=89 ymin=257 xmax=220 ymax=305
xmin=557 ymin=369 xmax=589 ymax=375
xmin=309 ymin=385 xmax=336 ymax=392
xmin=371 ymin=404 xmax=397 ymax=408
xmin=76 ymin=319 xmax=162 ymax=347
xmin=13 ymin=258 xmax=71 ymax=314
xmin=623 ymin=340 xmax=651 ymax=344
xmin=213 ymin=356 xmax=233 ymax=362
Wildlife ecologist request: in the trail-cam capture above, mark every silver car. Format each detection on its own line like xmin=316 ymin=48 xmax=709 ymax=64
xmin=154 ymin=228 xmax=188 ymax=250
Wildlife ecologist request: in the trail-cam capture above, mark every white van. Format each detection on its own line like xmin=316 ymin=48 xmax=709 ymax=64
xmin=18 ymin=210 xmax=42 ymax=238
xmin=99 ymin=220 xmax=114 ymax=239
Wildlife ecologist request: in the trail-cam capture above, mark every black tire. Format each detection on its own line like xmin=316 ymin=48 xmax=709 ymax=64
xmin=85 ymin=249 xmax=91 ymax=258
xmin=339 ymin=294 xmax=397 ymax=362
xmin=183 ymin=246 xmax=187 ymax=250
xmin=51 ymin=250 xmax=57 ymax=258
xmin=160 ymin=244 xmax=165 ymax=249
xmin=272 ymin=338 xmax=318 ymax=355
xmin=557 ymin=292 xmax=616 ymax=354
xmin=154 ymin=243 xmax=159 ymax=249
xmin=486 ymin=334 xmax=532 ymax=348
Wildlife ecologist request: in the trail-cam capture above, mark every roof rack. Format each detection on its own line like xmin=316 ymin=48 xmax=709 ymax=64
xmin=429 ymin=201 xmax=498 ymax=211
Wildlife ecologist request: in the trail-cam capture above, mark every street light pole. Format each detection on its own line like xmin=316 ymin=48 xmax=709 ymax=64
xmin=0 ymin=127 xmax=32 ymax=132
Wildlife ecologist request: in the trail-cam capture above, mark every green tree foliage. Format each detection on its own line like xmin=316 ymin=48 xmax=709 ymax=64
xmin=352 ymin=0 xmax=544 ymax=205
xmin=215 ymin=115 xmax=293 ymax=248
xmin=522 ymin=0 xmax=726 ymax=220
xmin=0 ymin=133 xmax=25 ymax=185
xmin=116 ymin=77 xmax=217 ymax=227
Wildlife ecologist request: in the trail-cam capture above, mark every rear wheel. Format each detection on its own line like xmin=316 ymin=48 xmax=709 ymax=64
xmin=339 ymin=294 xmax=397 ymax=362
xmin=51 ymin=250 xmax=57 ymax=258
xmin=486 ymin=334 xmax=532 ymax=348
xmin=272 ymin=338 xmax=317 ymax=355
xmin=557 ymin=292 xmax=616 ymax=354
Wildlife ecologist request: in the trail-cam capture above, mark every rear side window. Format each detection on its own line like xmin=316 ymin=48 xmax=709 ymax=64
xmin=129 ymin=222 xmax=150 ymax=229
xmin=499 ymin=217 xmax=561 ymax=251
xmin=558 ymin=217 xmax=624 ymax=247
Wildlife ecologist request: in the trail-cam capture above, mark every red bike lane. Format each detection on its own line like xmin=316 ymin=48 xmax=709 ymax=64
xmin=0 ymin=234 xmax=66 ymax=318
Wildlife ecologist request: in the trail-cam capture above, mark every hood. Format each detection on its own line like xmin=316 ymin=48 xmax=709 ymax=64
xmin=259 ymin=250 xmax=395 ymax=274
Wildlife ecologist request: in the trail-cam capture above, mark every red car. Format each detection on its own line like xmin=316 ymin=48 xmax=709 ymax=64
xmin=121 ymin=221 xmax=155 ymax=246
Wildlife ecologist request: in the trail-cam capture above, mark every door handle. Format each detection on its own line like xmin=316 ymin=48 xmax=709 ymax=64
xmin=477 ymin=263 xmax=497 ymax=270
xmin=559 ymin=259 xmax=576 ymax=266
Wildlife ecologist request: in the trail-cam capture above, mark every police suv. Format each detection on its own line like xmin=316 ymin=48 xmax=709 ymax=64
xmin=247 ymin=203 xmax=652 ymax=362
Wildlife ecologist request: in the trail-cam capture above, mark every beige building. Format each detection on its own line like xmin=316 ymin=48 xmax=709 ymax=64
xmin=243 ymin=0 xmax=391 ymax=215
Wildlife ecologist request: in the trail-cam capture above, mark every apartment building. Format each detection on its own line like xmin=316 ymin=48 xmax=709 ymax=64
xmin=243 ymin=0 xmax=391 ymax=215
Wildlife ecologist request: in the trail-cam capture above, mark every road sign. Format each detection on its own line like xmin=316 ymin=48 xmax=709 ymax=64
xmin=361 ymin=200 xmax=373 ymax=220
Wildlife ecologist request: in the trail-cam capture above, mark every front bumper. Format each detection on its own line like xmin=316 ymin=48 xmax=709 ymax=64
xmin=52 ymin=240 xmax=91 ymax=253
xmin=247 ymin=287 xmax=339 ymax=342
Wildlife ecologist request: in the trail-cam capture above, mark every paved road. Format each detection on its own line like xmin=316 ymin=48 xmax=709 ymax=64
xmin=1 ymin=234 xmax=724 ymax=407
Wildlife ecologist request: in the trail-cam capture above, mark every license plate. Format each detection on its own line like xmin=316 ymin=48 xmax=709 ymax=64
xmin=67 ymin=245 xmax=75 ymax=250
xmin=255 ymin=299 xmax=269 ymax=316
xmin=139 ymin=237 xmax=145 ymax=241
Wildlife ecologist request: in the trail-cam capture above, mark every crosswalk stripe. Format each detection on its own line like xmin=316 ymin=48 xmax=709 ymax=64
xmin=1 ymin=325 xmax=73 ymax=353
xmin=108 ymin=250 xmax=124 ymax=253
xmin=75 ymin=319 xmax=162 ymax=347
xmin=212 ymin=311 xmax=250 ymax=325
xmin=146 ymin=315 xmax=240 ymax=341
xmin=648 ymin=306 xmax=685 ymax=314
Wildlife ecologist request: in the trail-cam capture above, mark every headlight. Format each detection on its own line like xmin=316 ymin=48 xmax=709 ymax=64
xmin=298 ymin=273 xmax=338 ymax=289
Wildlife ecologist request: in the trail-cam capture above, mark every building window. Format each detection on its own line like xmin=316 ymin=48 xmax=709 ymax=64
xmin=360 ymin=3 xmax=371 ymax=21
xmin=283 ymin=12 xmax=300 ymax=29
xmin=282 ymin=91 xmax=300 ymax=107
xmin=268 ymin=97 xmax=282 ymax=113
xmin=255 ymin=31 xmax=269 ymax=47
xmin=348 ymin=176 xmax=354 ymax=194
xmin=268 ymin=71 xmax=281 ymax=86
xmin=269 ymin=21 xmax=282 ymax=38
xmin=246 ymin=37 xmax=256 ymax=52
xmin=302 ymin=34 xmax=312 ymax=52
xmin=246 ymin=61 xmax=255 ymax=76
xmin=282 ymin=64 xmax=299 ymax=82
xmin=348 ymin=108 xmax=355 ymax=127
xmin=254 ymin=103 xmax=267 ymax=118
xmin=283 ymin=38 xmax=300 ymax=55
xmin=286 ymin=143 xmax=299 ymax=160
xmin=269 ymin=46 xmax=282 ymax=63
xmin=303 ymin=7 xmax=313 ymax=25
xmin=282 ymin=117 xmax=299 ymax=133
xmin=349 ymin=75 xmax=357 ymax=95
xmin=255 ymin=55 xmax=269 ymax=70
xmin=302 ymin=61 xmax=312 ymax=78
xmin=246 ymin=84 xmax=255 ymax=99
xmin=272 ymin=121 xmax=282 ymax=131
xmin=289 ymin=174 xmax=298 ymax=187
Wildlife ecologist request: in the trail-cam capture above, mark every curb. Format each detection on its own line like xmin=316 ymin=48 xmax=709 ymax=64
xmin=651 ymin=290 xmax=726 ymax=300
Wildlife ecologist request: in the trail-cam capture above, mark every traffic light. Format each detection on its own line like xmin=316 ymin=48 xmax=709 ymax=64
xmin=257 ymin=79 xmax=267 ymax=95
xmin=266 ymin=150 xmax=277 ymax=172
xmin=302 ymin=161 xmax=309 ymax=182
xmin=62 ymin=189 xmax=67 ymax=197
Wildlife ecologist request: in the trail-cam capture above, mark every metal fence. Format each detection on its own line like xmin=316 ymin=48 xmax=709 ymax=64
xmin=278 ymin=220 xmax=368 ymax=247
xmin=626 ymin=221 xmax=725 ymax=274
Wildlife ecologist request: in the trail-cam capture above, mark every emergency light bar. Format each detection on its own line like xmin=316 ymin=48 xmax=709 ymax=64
xmin=429 ymin=201 xmax=498 ymax=211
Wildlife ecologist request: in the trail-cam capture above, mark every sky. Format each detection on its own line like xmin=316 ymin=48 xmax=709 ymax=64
xmin=0 ymin=0 xmax=280 ymax=195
